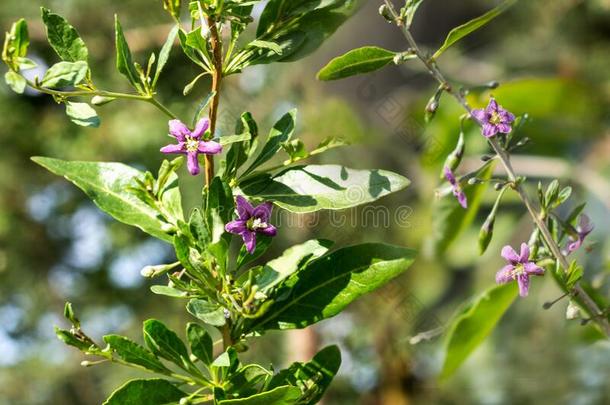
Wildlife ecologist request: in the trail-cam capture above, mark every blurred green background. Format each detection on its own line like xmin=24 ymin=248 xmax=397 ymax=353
xmin=1 ymin=0 xmax=610 ymax=404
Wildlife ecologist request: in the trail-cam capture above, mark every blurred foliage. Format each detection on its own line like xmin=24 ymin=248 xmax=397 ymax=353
xmin=1 ymin=0 xmax=610 ymax=404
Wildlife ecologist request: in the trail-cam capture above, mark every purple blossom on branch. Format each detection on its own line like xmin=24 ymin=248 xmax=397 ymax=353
xmin=496 ymin=243 xmax=544 ymax=297
xmin=471 ymin=97 xmax=515 ymax=138
xmin=160 ymin=118 xmax=222 ymax=175
xmin=225 ymin=196 xmax=277 ymax=254
xmin=565 ymin=214 xmax=594 ymax=254
xmin=444 ymin=166 xmax=467 ymax=209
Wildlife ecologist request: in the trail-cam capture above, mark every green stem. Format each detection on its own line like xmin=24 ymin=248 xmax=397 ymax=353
xmin=383 ymin=0 xmax=610 ymax=337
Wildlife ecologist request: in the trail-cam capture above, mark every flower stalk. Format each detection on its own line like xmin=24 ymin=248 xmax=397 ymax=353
xmin=383 ymin=0 xmax=610 ymax=337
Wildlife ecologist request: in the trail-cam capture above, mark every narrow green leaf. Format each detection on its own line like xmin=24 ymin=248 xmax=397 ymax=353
xmin=55 ymin=327 xmax=94 ymax=352
xmin=150 ymin=285 xmax=189 ymax=298
xmin=2 ymin=19 xmax=29 ymax=69
xmin=143 ymin=319 xmax=190 ymax=368
xmin=250 ymin=243 xmax=416 ymax=330
xmin=103 ymin=335 xmax=170 ymax=373
xmin=219 ymin=133 xmax=252 ymax=146
xmin=153 ymin=25 xmax=178 ymax=87
xmin=40 ymin=61 xmax=88 ymax=88
xmin=317 ymin=46 xmax=397 ymax=81
xmin=187 ymin=323 xmax=213 ymax=365
xmin=186 ymin=299 xmax=227 ymax=327
xmin=115 ymin=16 xmax=141 ymax=88
xmin=102 ymin=379 xmax=186 ymax=405
xmin=240 ymin=165 xmax=410 ymax=213
xmin=432 ymin=0 xmax=516 ymax=59
xmin=218 ymin=385 xmax=302 ymax=405
xmin=440 ymin=283 xmax=518 ymax=379
xmin=31 ymin=157 xmax=174 ymax=243
xmin=65 ymin=101 xmax=100 ymax=128
xmin=248 ymin=40 xmax=283 ymax=55
xmin=243 ymin=110 xmax=296 ymax=176
xmin=41 ymin=8 xmax=89 ymax=62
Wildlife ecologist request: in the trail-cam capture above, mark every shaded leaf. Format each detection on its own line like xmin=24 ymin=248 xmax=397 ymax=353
xmin=187 ymin=323 xmax=213 ymax=365
xmin=102 ymin=379 xmax=186 ymax=405
xmin=218 ymin=385 xmax=302 ymax=405
xmin=115 ymin=16 xmax=141 ymax=88
xmin=103 ymin=335 xmax=170 ymax=373
xmin=143 ymin=319 xmax=190 ymax=368
xmin=187 ymin=299 xmax=227 ymax=327
xmin=40 ymin=61 xmax=88 ymax=88
xmin=65 ymin=101 xmax=100 ymax=128
xmin=317 ymin=46 xmax=397 ymax=81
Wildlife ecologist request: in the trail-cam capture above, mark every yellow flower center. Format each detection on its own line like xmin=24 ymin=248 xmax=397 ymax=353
xmin=247 ymin=217 xmax=267 ymax=231
xmin=185 ymin=137 xmax=199 ymax=152
xmin=489 ymin=111 xmax=502 ymax=125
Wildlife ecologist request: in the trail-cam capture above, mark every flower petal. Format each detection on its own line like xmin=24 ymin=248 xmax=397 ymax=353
xmin=242 ymin=231 xmax=256 ymax=254
xmin=471 ymin=108 xmax=487 ymax=123
xmin=258 ymin=223 xmax=277 ymax=237
xmin=456 ymin=189 xmax=468 ymax=209
xmin=496 ymin=123 xmax=512 ymax=133
xmin=160 ymin=143 xmax=186 ymax=154
xmin=186 ymin=151 xmax=200 ymax=175
xmin=486 ymin=98 xmax=498 ymax=113
xmin=191 ymin=118 xmax=210 ymax=139
xmin=566 ymin=238 xmax=581 ymax=254
xmin=501 ymin=245 xmax=520 ymax=263
xmin=235 ymin=195 xmax=254 ymax=219
xmin=252 ymin=202 xmax=273 ymax=222
xmin=444 ymin=166 xmax=457 ymax=186
xmin=499 ymin=109 xmax=515 ymax=123
xmin=198 ymin=140 xmax=222 ymax=155
xmin=482 ymin=123 xmax=498 ymax=138
xmin=524 ymin=262 xmax=544 ymax=276
xmin=225 ymin=220 xmax=247 ymax=235
xmin=517 ymin=274 xmax=530 ymax=297
xmin=169 ymin=119 xmax=190 ymax=142
xmin=519 ymin=243 xmax=530 ymax=263
xmin=578 ymin=214 xmax=594 ymax=235
xmin=496 ymin=264 xmax=514 ymax=284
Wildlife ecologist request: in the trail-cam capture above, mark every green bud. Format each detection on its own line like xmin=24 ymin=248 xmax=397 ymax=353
xmin=91 ymin=95 xmax=116 ymax=106
xmin=566 ymin=300 xmax=581 ymax=320
xmin=378 ymin=5 xmax=394 ymax=22
xmin=478 ymin=212 xmax=495 ymax=255
xmin=140 ymin=262 xmax=180 ymax=278
xmin=64 ymin=302 xmax=80 ymax=329
xmin=441 ymin=131 xmax=465 ymax=177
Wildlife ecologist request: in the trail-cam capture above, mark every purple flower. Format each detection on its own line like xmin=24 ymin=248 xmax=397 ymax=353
xmin=565 ymin=214 xmax=594 ymax=254
xmin=471 ymin=97 xmax=515 ymax=138
xmin=496 ymin=243 xmax=544 ymax=297
xmin=225 ymin=196 xmax=277 ymax=254
xmin=160 ymin=118 xmax=222 ymax=175
xmin=444 ymin=166 xmax=467 ymax=209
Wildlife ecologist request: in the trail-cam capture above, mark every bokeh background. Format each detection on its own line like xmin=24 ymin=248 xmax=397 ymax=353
xmin=2 ymin=0 xmax=610 ymax=403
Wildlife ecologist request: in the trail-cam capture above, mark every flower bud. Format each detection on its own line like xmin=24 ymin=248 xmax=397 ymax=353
xmin=442 ymin=131 xmax=465 ymax=176
xmin=478 ymin=212 xmax=495 ymax=255
xmin=566 ymin=300 xmax=581 ymax=320
xmin=91 ymin=95 xmax=116 ymax=106
xmin=486 ymin=80 xmax=500 ymax=89
xmin=379 ymin=5 xmax=394 ymax=22
xmin=80 ymin=361 xmax=92 ymax=367
xmin=140 ymin=262 xmax=179 ymax=278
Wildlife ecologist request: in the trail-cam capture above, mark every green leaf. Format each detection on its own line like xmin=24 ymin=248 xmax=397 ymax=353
xmin=268 ymin=345 xmax=341 ymax=405
xmin=240 ymin=165 xmax=410 ymax=213
xmin=153 ymin=25 xmax=178 ymax=88
xmin=250 ymin=243 xmax=416 ymax=330
xmin=225 ymin=112 xmax=259 ymax=179
xmin=187 ymin=323 xmax=213 ymax=365
xmin=2 ymin=19 xmax=29 ymax=69
xmin=432 ymin=0 xmax=516 ymax=60
xmin=115 ymin=16 xmax=141 ymax=89
xmin=317 ymin=46 xmax=397 ymax=81
xmin=4 ymin=71 xmax=26 ymax=94
xmin=257 ymin=239 xmax=333 ymax=293
xmin=236 ymin=235 xmax=273 ymax=270
xmin=103 ymin=335 xmax=170 ymax=373
xmin=243 ymin=110 xmax=296 ymax=176
xmin=219 ymin=133 xmax=252 ymax=146
xmin=65 ymin=101 xmax=100 ymax=128
xmin=102 ymin=379 xmax=186 ymax=405
xmin=218 ymin=385 xmax=302 ymax=405
xmin=40 ymin=61 xmax=88 ymax=88
xmin=31 ymin=157 xmax=175 ymax=243
xmin=41 ymin=8 xmax=89 ymax=62
xmin=143 ymin=319 xmax=191 ymax=368
xmin=150 ymin=285 xmax=189 ymax=298
xmin=186 ymin=299 xmax=227 ymax=327
xmin=55 ymin=327 xmax=95 ymax=352
xmin=248 ymin=40 xmax=283 ymax=55
xmin=440 ymin=283 xmax=518 ymax=379
xmin=432 ymin=162 xmax=495 ymax=254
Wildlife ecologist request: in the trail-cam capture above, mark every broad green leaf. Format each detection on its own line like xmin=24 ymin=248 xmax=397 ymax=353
xmin=143 ymin=319 xmax=191 ymax=368
xmin=240 ymin=165 xmax=410 ymax=213
xmin=103 ymin=335 xmax=170 ymax=373
xmin=115 ymin=16 xmax=141 ymax=88
xmin=41 ymin=8 xmax=89 ymax=62
xmin=65 ymin=101 xmax=100 ymax=128
xmin=317 ymin=46 xmax=397 ymax=81
xmin=257 ymin=239 xmax=333 ymax=293
xmin=249 ymin=243 xmax=416 ymax=330
xmin=268 ymin=345 xmax=340 ymax=404
xmin=102 ymin=379 xmax=186 ymax=405
xmin=431 ymin=162 xmax=495 ymax=254
xmin=187 ymin=299 xmax=227 ymax=327
xmin=4 ymin=71 xmax=26 ymax=94
xmin=40 ymin=61 xmax=88 ymax=88
xmin=153 ymin=25 xmax=178 ymax=87
xmin=187 ymin=323 xmax=213 ymax=365
xmin=218 ymin=385 xmax=302 ymax=405
xmin=150 ymin=285 xmax=189 ymax=298
xmin=440 ymin=283 xmax=518 ymax=379
xmin=243 ymin=110 xmax=296 ymax=176
xmin=31 ymin=157 xmax=175 ymax=243
xmin=432 ymin=0 xmax=516 ymax=59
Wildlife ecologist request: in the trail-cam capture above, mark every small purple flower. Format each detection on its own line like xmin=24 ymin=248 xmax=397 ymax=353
xmin=471 ymin=97 xmax=515 ymax=138
xmin=444 ymin=166 xmax=467 ymax=209
xmin=225 ymin=196 xmax=277 ymax=254
xmin=566 ymin=214 xmax=594 ymax=254
xmin=160 ymin=118 xmax=222 ymax=176
xmin=496 ymin=243 xmax=544 ymax=297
